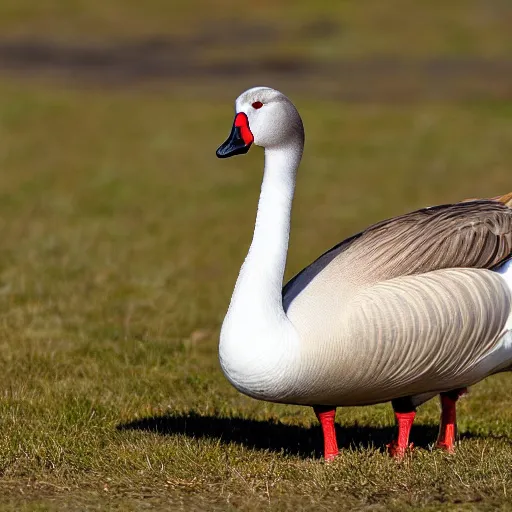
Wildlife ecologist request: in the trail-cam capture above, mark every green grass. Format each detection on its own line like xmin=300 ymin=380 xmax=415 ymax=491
xmin=0 ymin=80 xmax=510 ymax=510
xmin=0 ymin=0 xmax=511 ymax=509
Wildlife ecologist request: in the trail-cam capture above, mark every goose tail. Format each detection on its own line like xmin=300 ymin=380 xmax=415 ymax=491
xmin=461 ymin=191 xmax=512 ymax=208
xmin=492 ymin=192 xmax=512 ymax=208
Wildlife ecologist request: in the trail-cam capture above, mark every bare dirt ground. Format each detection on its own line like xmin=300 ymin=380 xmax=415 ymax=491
xmin=0 ymin=21 xmax=511 ymax=101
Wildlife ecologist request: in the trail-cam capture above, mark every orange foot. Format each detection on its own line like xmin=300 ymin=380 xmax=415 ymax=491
xmin=435 ymin=440 xmax=455 ymax=454
xmin=387 ymin=441 xmax=414 ymax=459
xmin=324 ymin=450 xmax=339 ymax=462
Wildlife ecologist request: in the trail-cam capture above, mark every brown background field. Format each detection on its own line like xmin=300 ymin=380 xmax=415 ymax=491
xmin=0 ymin=1 xmax=511 ymax=510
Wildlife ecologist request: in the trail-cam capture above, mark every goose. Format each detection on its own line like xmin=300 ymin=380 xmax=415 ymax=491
xmin=215 ymin=86 xmax=512 ymax=460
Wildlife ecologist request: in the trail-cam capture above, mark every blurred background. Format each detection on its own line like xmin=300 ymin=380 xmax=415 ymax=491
xmin=1 ymin=0 xmax=510 ymax=330
xmin=0 ymin=1 xmax=511 ymax=508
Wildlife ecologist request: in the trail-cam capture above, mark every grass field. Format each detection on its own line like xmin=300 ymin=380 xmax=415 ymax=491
xmin=0 ymin=1 xmax=511 ymax=510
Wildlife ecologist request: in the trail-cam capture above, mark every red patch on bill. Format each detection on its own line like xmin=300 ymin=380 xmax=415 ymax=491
xmin=234 ymin=112 xmax=254 ymax=145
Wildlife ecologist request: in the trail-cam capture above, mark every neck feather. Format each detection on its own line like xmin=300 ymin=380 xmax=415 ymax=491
xmin=219 ymin=140 xmax=303 ymax=399
xmin=228 ymin=144 xmax=301 ymax=320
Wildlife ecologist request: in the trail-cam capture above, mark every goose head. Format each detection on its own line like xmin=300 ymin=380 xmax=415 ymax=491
xmin=216 ymin=86 xmax=304 ymax=158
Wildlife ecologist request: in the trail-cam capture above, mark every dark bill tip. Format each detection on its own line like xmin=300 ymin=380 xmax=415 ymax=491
xmin=216 ymin=115 xmax=253 ymax=158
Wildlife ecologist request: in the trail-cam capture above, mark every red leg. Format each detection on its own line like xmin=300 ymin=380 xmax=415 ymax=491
xmin=387 ymin=411 xmax=416 ymax=459
xmin=314 ymin=406 xmax=338 ymax=461
xmin=436 ymin=388 xmax=467 ymax=453
xmin=389 ymin=398 xmax=417 ymax=459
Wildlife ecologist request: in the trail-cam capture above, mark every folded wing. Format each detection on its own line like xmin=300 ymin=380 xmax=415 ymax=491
xmin=284 ymin=199 xmax=512 ymax=310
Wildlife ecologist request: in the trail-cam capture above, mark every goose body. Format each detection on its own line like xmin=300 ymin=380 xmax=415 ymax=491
xmin=216 ymin=86 xmax=512 ymax=457
xmin=223 ymin=201 xmax=512 ymax=406
xmin=281 ymin=202 xmax=512 ymax=406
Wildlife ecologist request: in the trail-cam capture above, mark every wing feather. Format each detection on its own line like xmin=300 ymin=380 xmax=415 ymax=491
xmin=287 ymin=269 xmax=512 ymax=405
xmin=284 ymin=199 xmax=512 ymax=310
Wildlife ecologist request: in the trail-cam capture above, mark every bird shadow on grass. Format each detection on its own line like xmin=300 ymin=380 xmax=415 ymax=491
xmin=116 ymin=412 xmax=474 ymax=459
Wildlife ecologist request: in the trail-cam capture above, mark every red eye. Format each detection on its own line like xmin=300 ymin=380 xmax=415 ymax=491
xmin=252 ymin=101 xmax=263 ymax=109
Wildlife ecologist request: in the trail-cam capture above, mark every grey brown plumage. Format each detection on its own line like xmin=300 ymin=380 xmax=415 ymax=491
xmin=284 ymin=199 xmax=512 ymax=311
xmin=281 ymin=198 xmax=512 ymax=406
xmin=464 ymin=191 xmax=512 ymax=208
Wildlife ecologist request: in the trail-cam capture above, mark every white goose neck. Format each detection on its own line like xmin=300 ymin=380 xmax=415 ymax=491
xmin=219 ymin=140 xmax=303 ymax=400
xmin=228 ymin=144 xmax=301 ymax=320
